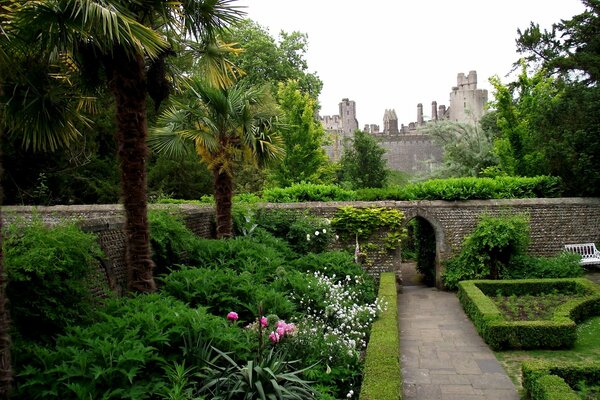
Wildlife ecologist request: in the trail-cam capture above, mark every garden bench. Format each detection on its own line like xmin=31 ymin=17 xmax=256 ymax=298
xmin=564 ymin=243 xmax=600 ymax=266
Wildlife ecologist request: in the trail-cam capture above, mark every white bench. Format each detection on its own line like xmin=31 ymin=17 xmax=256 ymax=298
xmin=564 ymin=243 xmax=600 ymax=266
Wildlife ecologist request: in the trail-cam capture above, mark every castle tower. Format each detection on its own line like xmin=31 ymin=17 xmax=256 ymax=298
xmin=339 ymin=98 xmax=358 ymax=137
xmin=431 ymin=101 xmax=438 ymax=121
xmin=417 ymin=103 xmax=424 ymax=125
xmin=449 ymin=70 xmax=488 ymax=123
xmin=383 ymin=109 xmax=399 ymax=134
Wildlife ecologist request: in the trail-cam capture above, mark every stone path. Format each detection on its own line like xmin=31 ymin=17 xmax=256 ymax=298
xmin=398 ymin=264 xmax=519 ymax=400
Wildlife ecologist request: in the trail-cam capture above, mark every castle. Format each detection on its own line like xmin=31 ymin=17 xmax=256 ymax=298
xmin=320 ymin=71 xmax=488 ymax=174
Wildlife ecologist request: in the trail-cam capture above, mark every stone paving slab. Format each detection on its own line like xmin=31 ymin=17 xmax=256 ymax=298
xmin=398 ymin=285 xmax=519 ymax=400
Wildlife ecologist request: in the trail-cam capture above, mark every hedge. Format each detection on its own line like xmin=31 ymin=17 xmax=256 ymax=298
xmin=458 ymin=279 xmax=600 ymax=350
xmin=359 ymin=272 xmax=402 ymax=400
xmin=522 ymin=360 xmax=600 ymax=400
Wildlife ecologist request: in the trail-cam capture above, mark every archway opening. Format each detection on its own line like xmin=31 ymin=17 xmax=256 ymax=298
xmin=401 ymin=216 xmax=438 ymax=287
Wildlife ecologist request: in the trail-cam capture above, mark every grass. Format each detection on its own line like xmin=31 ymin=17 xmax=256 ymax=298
xmin=494 ymin=316 xmax=600 ymax=398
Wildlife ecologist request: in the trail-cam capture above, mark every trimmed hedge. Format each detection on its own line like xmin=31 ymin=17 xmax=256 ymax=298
xmin=359 ymin=272 xmax=402 ymax=400
xmin=458 ymin=279 xmax=600 ymax=350
xmin=522 ymin=360 xmax=600 ymax=400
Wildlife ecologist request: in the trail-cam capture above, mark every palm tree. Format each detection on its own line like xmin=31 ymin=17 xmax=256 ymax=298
xmin=10 ymin=0 xmax=244 ymax=292
xmin=150 ymin=78 xmax=284 ymax=238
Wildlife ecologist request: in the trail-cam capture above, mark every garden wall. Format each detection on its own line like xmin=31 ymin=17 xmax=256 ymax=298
xmin=3 ymin=198 xmax=599 ymax=292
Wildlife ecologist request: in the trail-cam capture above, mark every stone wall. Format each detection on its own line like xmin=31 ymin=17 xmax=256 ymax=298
xmin=375 ymin=134 xmax=443 ymax=174
xmin=4 ymin=198 xmax=599 ymax=290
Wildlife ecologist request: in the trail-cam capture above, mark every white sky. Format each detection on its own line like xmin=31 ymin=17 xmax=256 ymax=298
xmin=236 ymin=0 xmax=585 ymax=127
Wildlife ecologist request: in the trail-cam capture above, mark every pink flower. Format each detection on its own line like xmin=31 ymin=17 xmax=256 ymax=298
xmin=275 ymin=320 xmax=286 ymax=328
xmin=260 ymin=316 xmax=268 ymax=328
xmin=269 ymin=331 xmax=280 ymax=343
xmin=285 ymin=323 xmax=296 ymax=334
xmin=276 ymin=325 xmax=286 ymax=336
xmin=226 ymin=311 xmax=238 ymax=321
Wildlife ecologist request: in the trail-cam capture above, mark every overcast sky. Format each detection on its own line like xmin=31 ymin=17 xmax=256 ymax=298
xmin=236 ymin=0 xmax=585 ymax=127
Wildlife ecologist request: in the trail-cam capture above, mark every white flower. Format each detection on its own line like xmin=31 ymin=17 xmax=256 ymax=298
xmin=314 ymin=230 xmax=320 ymax=236
xmin=322 ymin=228 xmax=327 ymax=234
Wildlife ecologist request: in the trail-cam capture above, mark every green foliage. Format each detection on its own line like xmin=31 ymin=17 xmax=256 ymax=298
xmin=422 ymin=120 xmax=498 ymax=178
xmin=522 ymin=360 xmax=600 ymax=400
xmin=148 ymin=210 xmax=204 ymax=275
xmin=458 ymin=279 xmax=600 ymax=350
xmin=332 ymin=206 xmax=404 ymax=242
xmin=160 ymin=266 xmax=295 ymax=323
xmin=356 ymin=175 xmax=563 ymax=201
xmin=442 ymin=214 xmax=530 ymax=290
xmin=359 ymin=273 xmax=402 ymax=400
xmin=263 ymin=183 xmax=356 ymax=202
xmin=502 ymin=253 xmax=584 ymax=280
xmin=198 ymin=347 xmax=316 ymax=399
xmin=16 ymin=294 xmax=252 ymax=399
xmin=4 ymin=218 xmax=104 ymax=343
xmin=147 ymin=152 xmax=213 ymax=201
xmin=338 ymin=130 xmax=389 ymax=189
xmin=224 ymin=19 xmax=323 ymax=99
xmin=270 ymin=80 xmax=332 ymax=187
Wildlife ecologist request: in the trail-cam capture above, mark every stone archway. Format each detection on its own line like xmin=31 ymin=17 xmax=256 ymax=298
xmin=402 ymin=207 xmax=448 ymax=288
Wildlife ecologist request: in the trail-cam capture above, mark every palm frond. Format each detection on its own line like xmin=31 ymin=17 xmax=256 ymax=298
xmin=179 ymin=0 xmax=245 ymax=42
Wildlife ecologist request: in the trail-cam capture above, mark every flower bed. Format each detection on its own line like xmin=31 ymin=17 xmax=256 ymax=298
xmin=458 ymin=278 xmax=600 ymax=350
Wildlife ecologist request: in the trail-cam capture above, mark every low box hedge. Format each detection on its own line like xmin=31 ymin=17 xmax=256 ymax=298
xmin=522 ymin=360 xmax=600 ymax=400
xmin=458 ymin=278 xmax=600 ymax=350
xmin=359 ymin=272 xmax=402 ymax=400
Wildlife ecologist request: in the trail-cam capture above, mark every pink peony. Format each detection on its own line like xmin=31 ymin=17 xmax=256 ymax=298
xmin=226 ymin=311 xmax=239 ymax=321
xmin=260 ymin=316 xmax=268 ymax=328
xmin=269 ymin=331 xmax=280 ymax=343
xmin=275 ymin=320 xmax=286 ymax=328
xmin=285 ymin=323 xmax=296 ymax=334
xmin=276 ymin=325 xmax=286 ymax=336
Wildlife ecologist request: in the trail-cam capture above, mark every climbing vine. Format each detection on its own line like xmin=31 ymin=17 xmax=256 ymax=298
xmin=331 ymin=207 xmax=405 ymax=251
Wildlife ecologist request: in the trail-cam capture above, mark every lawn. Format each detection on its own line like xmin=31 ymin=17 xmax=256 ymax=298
xmin=495 ymin=316 xmax=600 ymax=397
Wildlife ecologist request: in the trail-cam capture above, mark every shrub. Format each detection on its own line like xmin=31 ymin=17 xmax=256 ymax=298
xmin=502 ymin=252 xmax=583 ymax=280
xmin=360 ymin=273 xmax=402 ymax=400
xmin=442 ymin=214 xmax=530 ymax=290
xmin=355 ymin=176 xmax=563 ymax=201
xmin=16 ymin=294 xmax=252 ymax=399
xmin=4 ymin=218 xmax=104 ymax=343
xmin=522 ymin=360 xmax=600 ymax=400
xmin=148 ymin=210 xmax=203 ymax=275
xmin=160 ymin=266 xmax=295 ymax=322
xmin=458 ymin=279 xmax=600 ymax=350
xmin=263 ymin=183 xmax=356 ymax=203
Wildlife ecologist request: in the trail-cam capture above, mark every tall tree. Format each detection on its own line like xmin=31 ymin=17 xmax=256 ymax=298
xmin=271 ymin=80 xmax=331 ymax=187
xmin=338 ymin=130 xmax=389 ymax=189
xmin=516 ymin=0 xmax=600 ymax=83
xmin=150 ymin=78 xmax=284 ymax=238
xmin=10 ymin=0 xmax=244 ymax=292
xmin=420 ymin=120 xmax=498 ymax=178
xmin=224 ymin=20 xmax=323 ymax=99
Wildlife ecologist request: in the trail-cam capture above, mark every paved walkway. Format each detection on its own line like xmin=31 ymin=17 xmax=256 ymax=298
xmin=398 ymin=264 xmax=519 ymax=400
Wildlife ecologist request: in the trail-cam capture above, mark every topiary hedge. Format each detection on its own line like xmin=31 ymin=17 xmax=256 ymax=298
xmin=522 ymin=360 xmax=600 ymax=400
xmin=458 ymin=279 xmax=600 ymax=350
xmin=359 ymin=272 xmax=402 ymax=400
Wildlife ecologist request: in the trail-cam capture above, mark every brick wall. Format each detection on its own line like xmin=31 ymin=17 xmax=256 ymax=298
xmin=4 ymin=198 xmax=599 ymax=290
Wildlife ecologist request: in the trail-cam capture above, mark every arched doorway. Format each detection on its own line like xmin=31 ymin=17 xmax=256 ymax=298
xmin=401 ymin=210 xmax=447 ymax=288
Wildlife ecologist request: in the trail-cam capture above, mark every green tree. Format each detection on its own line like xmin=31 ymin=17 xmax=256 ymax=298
xmin=421 ymin=120 xmax=498 ymax=178
xmin=224 ymin=20 xmax=323 ymax=99
xmin=339 ymin=130 xmax=389 ymax=189
xmin=488 ymin=64 xmax=561 ymax=176
xmin=516 ymin=0 xmax=600 ymax=83
xmin=8 ymin=0 xmax=244 ymax=293
xmin=150 ymin=78 xmax=284 ymax=238
xmin=271 ymin=80 xmax=331 ymax=187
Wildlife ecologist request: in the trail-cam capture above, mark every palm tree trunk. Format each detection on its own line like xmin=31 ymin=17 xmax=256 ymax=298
xmin=0 ymin=126 xmax=13 ymax=398
xmin=109 ymin=47 xmax=156 ymax=293
xmin=213 ymin=168 xmax=234 ymax=239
